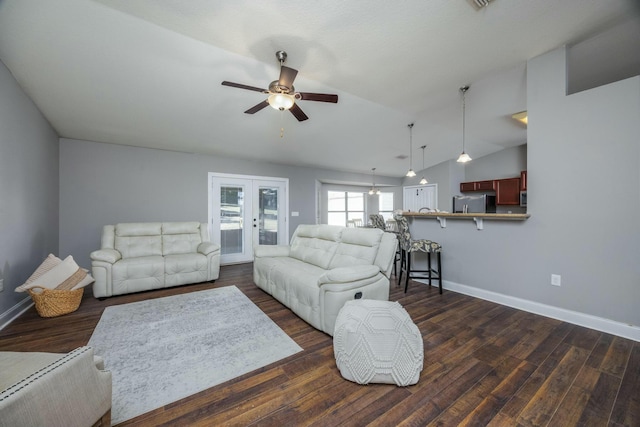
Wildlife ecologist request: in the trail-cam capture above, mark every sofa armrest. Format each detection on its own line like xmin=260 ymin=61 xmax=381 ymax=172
xmin=90 ymin=248 xmax=121 ymax=264
xmin=0 ymin=347 xmax=112 ymax=427
xmin=198 ymin=242 xmax=220 ymax=256
xmin=318 ymin=265 xmax=380 ymax=285
xmin=254 ymin=245 xmax=291 ymax=258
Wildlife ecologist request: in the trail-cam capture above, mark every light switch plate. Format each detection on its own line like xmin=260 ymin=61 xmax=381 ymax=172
xmin=551 ymin=274 xmax=561 ymax=287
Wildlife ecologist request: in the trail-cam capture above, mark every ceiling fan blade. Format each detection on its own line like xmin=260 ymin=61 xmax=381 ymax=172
xmin=244 ymin=100 xmax=269 ymax=114
xmin=298 ymin=92 xmax=339 ymax=103
xmin=222 ymin=81 xmax=268 ymax=93
xmin=289 ymin=103 xmax=309 ymax=122
xmin=278 ymin=66 xmax=298 ymax=89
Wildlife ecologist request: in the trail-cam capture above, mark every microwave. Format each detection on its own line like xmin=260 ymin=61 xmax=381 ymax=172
xmin=520 ymin=191 xmax=527 ymax=207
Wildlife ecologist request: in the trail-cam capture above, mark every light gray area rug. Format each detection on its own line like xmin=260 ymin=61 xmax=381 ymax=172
xmin=88 ymin=286 xmax=302 ymax=425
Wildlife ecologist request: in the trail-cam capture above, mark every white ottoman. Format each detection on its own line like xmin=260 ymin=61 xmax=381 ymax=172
xmin=333 ymin=299 xmax=423 ymax=386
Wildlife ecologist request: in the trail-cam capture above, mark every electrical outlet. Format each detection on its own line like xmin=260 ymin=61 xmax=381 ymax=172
xmin=551 ymin=274 xmax=561 ymax=287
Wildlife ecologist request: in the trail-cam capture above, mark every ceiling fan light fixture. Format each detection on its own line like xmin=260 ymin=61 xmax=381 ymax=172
xmin=268 ymin=93 xmax=295 ymax=110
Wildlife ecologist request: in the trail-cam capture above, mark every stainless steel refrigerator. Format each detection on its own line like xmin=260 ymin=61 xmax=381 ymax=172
xmin=452 ymin=194 xmax=496 ymax=213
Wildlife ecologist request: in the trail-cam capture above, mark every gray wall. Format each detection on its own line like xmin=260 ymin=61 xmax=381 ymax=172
xmin=464 ymin=144 xmax=527 ymax=182
xmin=0 ymin=60 xmax=59 ymax=315
xmin=59 ymin=139 xmax=402 ymax=268
xmin=408 ymin=46 xmax=640 ymax=328
xmin=404 ymin=160 xmax=466 ymax=212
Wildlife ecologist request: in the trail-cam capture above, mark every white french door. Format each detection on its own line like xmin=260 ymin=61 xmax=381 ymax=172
xmin=209 ymin=173 xmax=288 ymax=264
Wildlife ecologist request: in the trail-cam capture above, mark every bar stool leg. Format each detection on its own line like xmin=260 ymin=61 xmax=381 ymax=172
xmin=437 ymin=251 xmax=443 ymax=294
xmin=398 ymin=248 xmax=404 ymax=286
xmin=404 ymin=251 xmax=411 ymax=293
xmin=427 ymin=251 xmax=432 ymax=288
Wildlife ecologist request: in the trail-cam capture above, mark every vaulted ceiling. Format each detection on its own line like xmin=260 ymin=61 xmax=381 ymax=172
xmin=0 ymin=0 xmax=638 ymax=177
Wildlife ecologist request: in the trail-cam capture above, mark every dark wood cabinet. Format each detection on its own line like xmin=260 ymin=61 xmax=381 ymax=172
xmin=520 ymin=171 xmax=527 ymax=191
xmin=496 ymin=178 xmax=521 ymax=205
xmin=460 ymin=180 xmax=495 ymax=192
xmin=477 ymin=180 xmax=496 ymax=191
xmin=460 ymin=182 xmax=477 ymax=192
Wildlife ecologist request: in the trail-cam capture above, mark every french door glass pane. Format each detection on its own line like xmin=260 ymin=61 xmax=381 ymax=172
xmin=258 ymin=187 xmax=278 ymax=245
xmin=220 ymin=186 xmax=244 ymax=255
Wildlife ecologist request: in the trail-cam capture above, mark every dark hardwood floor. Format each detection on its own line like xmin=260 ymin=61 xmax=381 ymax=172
xmin=1 ymin=263 xmax=638 ymax=426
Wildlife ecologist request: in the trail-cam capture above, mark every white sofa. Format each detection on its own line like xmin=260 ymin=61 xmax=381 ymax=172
xmin=90 ymin=222 xmax=220 ymax=298
xmin=253 ymin=224 xmax=397 ymax=335
xmin=0 ymin=347 xmax=112 ymax=427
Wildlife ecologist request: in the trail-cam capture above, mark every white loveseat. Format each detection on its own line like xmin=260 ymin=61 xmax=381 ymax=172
xmin=90 ymin=222 xmax=220 ymax=298
xmin=253 ymin=224 xmax=397 ymax=335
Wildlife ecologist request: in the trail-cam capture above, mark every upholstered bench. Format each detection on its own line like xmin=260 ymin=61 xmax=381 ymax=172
xmin=333 ymin=299 xmax=423 ymax=386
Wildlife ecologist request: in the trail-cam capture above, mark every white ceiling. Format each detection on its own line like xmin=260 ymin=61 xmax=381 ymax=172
xmin=0 ymin=0 xmax=638 ymax=178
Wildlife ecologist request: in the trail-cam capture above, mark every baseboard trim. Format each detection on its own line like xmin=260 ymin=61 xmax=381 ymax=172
xmin=0 ymin=296 xmax=34 ymax=331
xmin=415 ymin=279 xmax=640 ymax=342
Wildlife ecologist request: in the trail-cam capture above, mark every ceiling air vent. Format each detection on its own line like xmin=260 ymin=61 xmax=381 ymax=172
xmin=469 ymin=0 xmax=493 ymax=10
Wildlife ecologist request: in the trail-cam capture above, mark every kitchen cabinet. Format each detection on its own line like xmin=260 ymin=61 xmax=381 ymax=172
xmin=520 ymin=171 xmax=527 ymax=191
xmin=476 ymin=180 xmax=496 ymax=191
xmin=496 ymin=178 xmax=520 ymax=205
xmin=460 ymin=180 xmax=495 ymax=192
xmin=460 ymin=181 xmax=477 ymax=192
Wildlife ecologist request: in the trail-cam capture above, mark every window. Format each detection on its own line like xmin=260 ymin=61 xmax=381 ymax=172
xmin=328 ymin=191 xmax=364 ymax=226
xmin=378 ymin=192 xmax=394 ymax=221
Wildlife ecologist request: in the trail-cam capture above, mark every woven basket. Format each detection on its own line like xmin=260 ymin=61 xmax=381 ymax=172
xmin=28 ymin=286 xmax=84 ymax=318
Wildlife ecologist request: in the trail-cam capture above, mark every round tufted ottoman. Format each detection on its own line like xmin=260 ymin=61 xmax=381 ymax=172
xmin=333 ymin=299 xmax=423 ymax=386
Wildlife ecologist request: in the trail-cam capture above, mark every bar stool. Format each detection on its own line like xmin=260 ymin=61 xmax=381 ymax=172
xmin=370 ymin=214 xmax=401 ymax=277
xmin=395 ymin=216 xmax=442 ymax=294
xmin=368 ymin=214 xmax=386 ymax=230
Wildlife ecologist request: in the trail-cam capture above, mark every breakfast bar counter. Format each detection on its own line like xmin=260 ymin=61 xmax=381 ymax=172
xmin=401 ymin=211 xmax=530 ymax=230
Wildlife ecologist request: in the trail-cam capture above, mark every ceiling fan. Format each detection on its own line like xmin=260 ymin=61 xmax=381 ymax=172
xmin=221 ymin=51 xmax=338 ymax=122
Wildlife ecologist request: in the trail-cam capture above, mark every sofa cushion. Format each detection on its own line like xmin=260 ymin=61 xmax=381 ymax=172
xmin=164 ymin=254 xmax=208 ymax=286
xmin=162 ymin=233 xmax=202 ymax=255
xmin=162 ymin=221 xmax=200 ymax=235
xmin=116 ymin=222 xmax=162 ymax=237
xmin=264 ymin=258 xmax=326 ymax=329
xmin=114 ymin=223 xmax=163 ymax=259
xmin=290 ymin=224 xmax=342 ymax=269
xmin=112 ymin=256 xmax=164 ymax=294
xmin=328 ymin=227 xmax=383 ymax=270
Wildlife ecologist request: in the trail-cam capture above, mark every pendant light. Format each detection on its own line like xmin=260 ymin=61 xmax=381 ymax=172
xmin=419 ymin=145 xmax=428 ymax=185
xmin=368 ymin=168 xmax=381 ymax=195
xmin=457 ymin=85 xmax=472 ymax=163
xmin=406 ymin=123 xmax=416 ymax=177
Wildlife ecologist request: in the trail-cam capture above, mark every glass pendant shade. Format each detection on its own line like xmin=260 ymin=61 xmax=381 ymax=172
xmin=457 ymin=151 xmax=472 ymax=163
xmin=406 ymin=169 xmax=416 ymax=177
xmin=419 ymin=176 xmax=428 ymax=185
xmin=268 ymin=93 xmax=295 ymax=110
